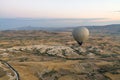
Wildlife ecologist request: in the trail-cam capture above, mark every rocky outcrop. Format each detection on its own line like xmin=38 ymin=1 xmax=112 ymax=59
xmin=0 ymin=45 xmax=106 ymax=59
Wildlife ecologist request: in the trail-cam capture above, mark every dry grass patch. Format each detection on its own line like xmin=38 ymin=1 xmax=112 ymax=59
xmin=105 ymin=72 xmax=120 ymax=80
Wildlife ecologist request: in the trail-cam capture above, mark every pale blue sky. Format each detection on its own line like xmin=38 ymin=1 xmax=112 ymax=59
xmin=0 ymin=0 xmax=120 ymax=20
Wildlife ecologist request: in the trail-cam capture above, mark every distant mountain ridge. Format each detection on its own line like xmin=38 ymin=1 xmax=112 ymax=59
xmin=13 ymin=26 xmax=47 ymax=30
xmin=85 ymin=24 xmax=120 ymax=35
xmin=12 ymin=24 xmax=120 ymax=33
xmin=1 ymin=24 xmax=120 ymax=35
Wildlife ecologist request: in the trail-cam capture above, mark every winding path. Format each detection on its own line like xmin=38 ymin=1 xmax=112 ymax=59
xmin=0 ymin=60 xmax=20 ymax=80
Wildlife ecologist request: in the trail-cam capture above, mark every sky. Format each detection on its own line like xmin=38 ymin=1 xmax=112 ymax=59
xmin=0 ymin=0 xmax=120 ymax=29
xmin=0 ymin=0 xmax=120 ymax=19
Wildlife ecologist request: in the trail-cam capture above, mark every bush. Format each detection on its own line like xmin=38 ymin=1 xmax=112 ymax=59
xmin=19 ymin=57 xmax=28 ymax=62
xmin=32 ymin=48 xmax=41 ymax=56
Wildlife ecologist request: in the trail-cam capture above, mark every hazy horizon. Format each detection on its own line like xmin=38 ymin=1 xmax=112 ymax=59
xmin=0 ymin=18 xmax=120 ymax=30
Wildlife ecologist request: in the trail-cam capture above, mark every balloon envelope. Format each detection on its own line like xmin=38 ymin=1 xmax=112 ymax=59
xmin=72 ymin=27 xmax=89 ymax=45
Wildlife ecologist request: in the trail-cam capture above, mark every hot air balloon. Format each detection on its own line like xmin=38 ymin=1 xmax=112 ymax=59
xmin=72 ymin=27 xmax=89 ymax=46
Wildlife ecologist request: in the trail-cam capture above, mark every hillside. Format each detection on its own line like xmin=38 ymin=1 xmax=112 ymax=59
xmin=0 ymin=30 xmax=120 ymax=80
